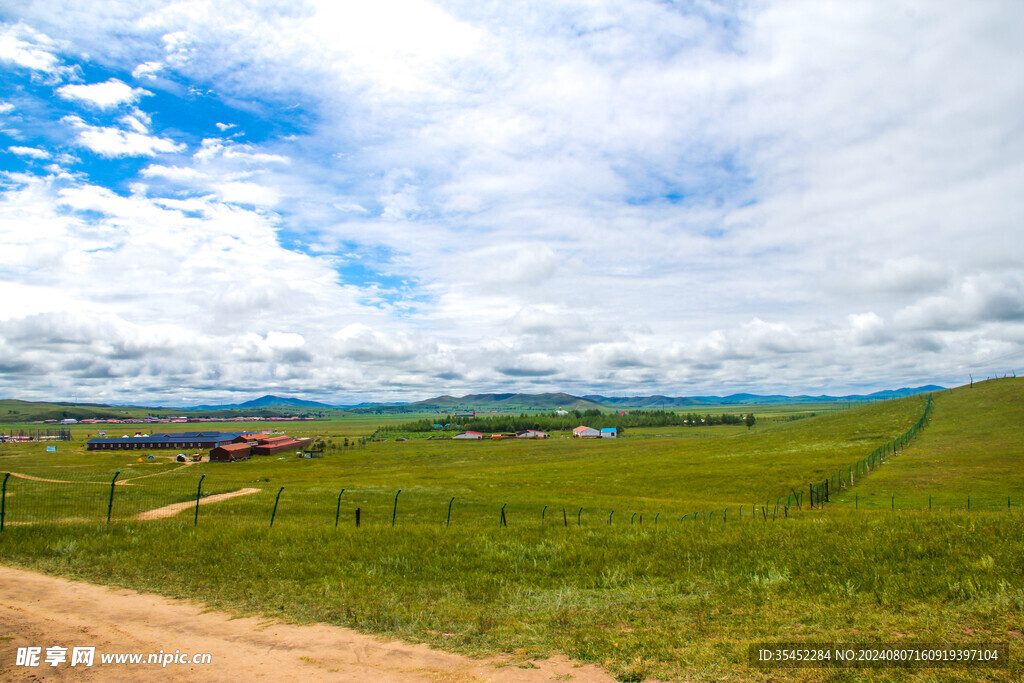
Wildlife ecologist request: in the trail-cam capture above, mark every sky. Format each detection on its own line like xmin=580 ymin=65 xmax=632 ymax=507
xmin=1 ymin=1 xmax=1022 ymax=406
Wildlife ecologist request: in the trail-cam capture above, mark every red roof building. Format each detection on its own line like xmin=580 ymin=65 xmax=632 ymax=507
xmin=210 ymin=443 xmax=253 ymax=462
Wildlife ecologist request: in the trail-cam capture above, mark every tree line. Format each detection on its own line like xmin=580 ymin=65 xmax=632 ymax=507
xmin=387 ymin=409 xmax=754 ymax=435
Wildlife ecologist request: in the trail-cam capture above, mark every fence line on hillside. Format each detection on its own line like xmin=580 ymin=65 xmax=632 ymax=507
xmin=808 ymin=394 xmax=932 ymax=508
xmin=669 ymin=394 xmax=936 ymax=524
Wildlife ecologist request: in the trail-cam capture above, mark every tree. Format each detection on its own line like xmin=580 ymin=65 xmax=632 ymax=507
xmin=745 ymin=412 xmax=756 ymax=429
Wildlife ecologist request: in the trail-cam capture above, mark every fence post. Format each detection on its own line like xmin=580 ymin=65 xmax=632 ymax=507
xmin=542 ymin=505 xmax=547 ymax=522
xmin=500 ymin=503 xmax=507 ymax=528
xmin=578 ymin=507 xmax=583 ymax=526
xmin=270 ymin=487 xmax=284 ymax=527
xmin=608 ymin=510 xmax=614 ymax=525
xmin=194 ymin=474 xmax=205 ymax=527
xmin=335 ymin=489 xmax=345 ymax=527
xmin=891 ymin=493 xmax=894 ymax=511
xmin=654 ymin=512 xmax=659 ymax=526
xmin=1 ymin=473 xmax=9 ymax=532
xmin=630 ymin=513 xmax=636 ymax=525
xmin=106 ymin=471 xmax=121 ymax=524
xmin=392 ymin=489 xmax=402 ymax=527
xmin=967 ymin=495 xmax=970 ymax=512
xmin=446 ymin=496 xmax=455 ymax=528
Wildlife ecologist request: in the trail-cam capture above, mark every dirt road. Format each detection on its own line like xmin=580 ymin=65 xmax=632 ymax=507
xmin=134 ymin=488 xmax=262 ymax=520
xmin=0 ymin=565 xmax=613 ymax=682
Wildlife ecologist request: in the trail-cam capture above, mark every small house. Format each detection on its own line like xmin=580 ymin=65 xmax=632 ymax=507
xmin=453 ymin=431 xmax=483 ymax=440
xmin=601 ymin=428 xmax=617 ymax=438
xmin=573 ymin=426 xmax=600 ymax=438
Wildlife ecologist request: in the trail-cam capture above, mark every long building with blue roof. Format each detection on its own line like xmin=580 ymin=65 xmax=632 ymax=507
xmin=87 ymin=432 xmax=242 ymax=451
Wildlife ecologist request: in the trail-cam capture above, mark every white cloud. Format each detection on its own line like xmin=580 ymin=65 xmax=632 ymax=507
xmin=57 ymin=78 xmax=151 ymax=109
xmin=214 ymin=180 xmax=279 ymax=206
xmin=63 ymin=115 xmax=185 ymax=157
xmin=132 ymin=61 xmax=164 ymax=79
xmin=0 ymin=23 xmax=64 ymax=73
xmin=1 ymin=1 xmax=1022 ymax=400
xmin=7 ymin=146 xmax=51 ymax=159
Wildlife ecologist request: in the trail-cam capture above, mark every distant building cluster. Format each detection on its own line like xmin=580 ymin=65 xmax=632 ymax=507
xmin=452 ymin=430 xmax=549 ymax=440
xmin=40 ymin=416 xmax=319 ymax=426
xmin=450 ymin=426 xmax=617 ymax=440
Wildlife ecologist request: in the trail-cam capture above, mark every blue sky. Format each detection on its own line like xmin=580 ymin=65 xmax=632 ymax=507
xmin=1 ymin=1 xmax=1023 ymax=405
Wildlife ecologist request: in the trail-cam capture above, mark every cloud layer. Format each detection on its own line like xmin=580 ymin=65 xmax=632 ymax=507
xmin=0 ymin=1 xmax=1022 ymax=404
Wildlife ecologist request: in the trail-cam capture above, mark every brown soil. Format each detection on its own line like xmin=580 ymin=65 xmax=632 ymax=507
xmin=0 ymin=565 xmax=613 ymax=682
xmin=134 ymin=488 xmax=262 ymax=520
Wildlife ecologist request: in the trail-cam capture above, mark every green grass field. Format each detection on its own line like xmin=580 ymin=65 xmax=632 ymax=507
xmin=1 ymin=380 xmax=1021 ymax=681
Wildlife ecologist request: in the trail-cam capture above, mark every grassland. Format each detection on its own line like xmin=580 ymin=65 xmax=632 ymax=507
xmin=1 ymin=380 xmax=1021 ymax=681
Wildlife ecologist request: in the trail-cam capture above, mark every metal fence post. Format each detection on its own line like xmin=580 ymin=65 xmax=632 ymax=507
xmin=270 ymin=487 xmax=284 ymax=527
xmin=392 ymin=489 xmax=401 ymax=527
xmin=335 ymin=488 xmax=345 ymax=527
xmin=194 ymin=474 xmax=205 ymax=527
xmin=1 ymin=473 xmax=9 ymax=532
xmin=446 ymin=496 xmax=455 ymax=527
xmin=106 ymin=471 xmax=121 ymax=524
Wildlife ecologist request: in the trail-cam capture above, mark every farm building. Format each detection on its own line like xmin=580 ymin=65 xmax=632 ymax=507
xmin=572 ymin=426 xmax=600 ymax=438
xmin=453 ymin=431 xmax=483 ymax=440
xmin=87 ymin=432 xmax=241 ymax=451
xmin=601 ymin=428 xmax=617 ymax=438
xmin=254 ymin=434 xmax=292 ymax=446
xmin=516 ymin=430 xmax=549 ymax=439
xmin=251 ymin=437 xmax=313 ymax=456
xmin=210 ymin=443 xmax=253 ymax=462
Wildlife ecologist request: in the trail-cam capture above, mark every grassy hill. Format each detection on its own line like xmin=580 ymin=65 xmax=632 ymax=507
xmin=1 ymin=380 xmax=1021 ymax=681
xmin=833 ymin=377 xmax=1024 ymax=510
xmin=0 ymin=399 xmax=143 ymax=423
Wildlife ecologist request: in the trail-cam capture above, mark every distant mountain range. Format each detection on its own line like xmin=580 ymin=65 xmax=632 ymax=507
xmin=408 ymin=392 xmax=606 ymax=412
xmin=190 ymin=395 xmax=336 ymax=410
xmin=582 ymin=386 xmax=947 ymax=408
xmin=2 ymin=386 xmax=947 ymax=422
xmin=346 ymin=386 xmax=945 ymax=412
xmin=191 ymin=387 xmax=945 ymax=412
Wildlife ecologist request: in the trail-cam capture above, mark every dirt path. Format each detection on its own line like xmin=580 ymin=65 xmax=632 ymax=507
xmin=135 ymin=488 xmax=262 ymax=520
xmin=0 ymin=565 xmax=613 ymax=682
xmin=6 ymin=472 xmax=109 ymax=485
xmin=116 ymin=462 xmax=197 ymax=485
